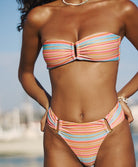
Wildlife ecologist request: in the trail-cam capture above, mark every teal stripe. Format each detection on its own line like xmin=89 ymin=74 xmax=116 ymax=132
xmin=109 ymin=104 xmax=121 ymax=125
xmin=59 ymin=130 xmax=107 ymax=141
xmin=102 ymin=57 xmax=119 ymax=61
xmin=79 ymin=34 xmax=120 ymax=46
xmin=47 ymin=112 xmax=56 ymax=127
xmin=79 ymin=155 xmax=96 ymax=163
xmin=43 ymin=43 xmax=70 ymax=47
xmin=43 ymin=45 xmax=71 ymax=50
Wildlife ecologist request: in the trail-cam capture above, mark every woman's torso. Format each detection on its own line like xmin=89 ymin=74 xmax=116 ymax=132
xmin=38 ymin=0 xmax=125 ymax=122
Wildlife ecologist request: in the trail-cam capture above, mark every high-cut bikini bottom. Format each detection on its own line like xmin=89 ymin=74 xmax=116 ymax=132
xmin=46 ymin=101 xmax=125 ymax=167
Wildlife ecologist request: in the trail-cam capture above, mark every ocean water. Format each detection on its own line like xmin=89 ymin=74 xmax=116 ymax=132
xmin=0 ymin=133 xmax=138 ymax=167
xmin=0 ymin=156 xmax=43 ymax=167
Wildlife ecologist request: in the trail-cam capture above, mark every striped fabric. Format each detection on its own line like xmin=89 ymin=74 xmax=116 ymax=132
xmin=43 ymin=32 xmax=121 ymax=69
xmin=46 ymin=102 xmax=125 ymax=167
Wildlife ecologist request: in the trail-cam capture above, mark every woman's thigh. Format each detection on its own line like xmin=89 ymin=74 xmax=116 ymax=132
xmin=43 ymin=123 xmax=84 ymax=167
xmin=95 ymin=118 xmax=136 ymax=167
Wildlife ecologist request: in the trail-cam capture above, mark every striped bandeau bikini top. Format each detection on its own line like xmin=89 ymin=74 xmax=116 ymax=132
xmin=42 ymin=32 xmax=121 ymax=69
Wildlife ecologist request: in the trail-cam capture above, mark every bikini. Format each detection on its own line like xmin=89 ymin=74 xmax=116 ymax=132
xmin=42 ymin=32 xmax=125 ymax=166
xmin=43 ymin=32 xmax=121 ymax=69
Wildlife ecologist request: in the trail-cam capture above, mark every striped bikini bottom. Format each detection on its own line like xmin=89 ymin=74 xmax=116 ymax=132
xmin=46 ymin=101 xmax=125 ymax=167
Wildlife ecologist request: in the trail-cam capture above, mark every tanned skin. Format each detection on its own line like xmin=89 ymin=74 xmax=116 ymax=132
xmin=18 ymin=0 xmax=138 ymax=166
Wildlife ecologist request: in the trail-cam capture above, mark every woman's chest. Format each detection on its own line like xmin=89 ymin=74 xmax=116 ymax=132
xmin=40 ymin=3 xmax=124 ymax=43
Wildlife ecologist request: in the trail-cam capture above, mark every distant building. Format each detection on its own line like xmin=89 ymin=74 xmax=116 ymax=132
xmin=21 ymin=102 xmax=34 ymax=126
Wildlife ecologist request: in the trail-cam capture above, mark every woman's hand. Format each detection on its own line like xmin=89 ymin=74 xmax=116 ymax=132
xmin=40 ymin=110 xmax=48 ymax=132
xmin=119 ymin=101 xmax=134 ymax=123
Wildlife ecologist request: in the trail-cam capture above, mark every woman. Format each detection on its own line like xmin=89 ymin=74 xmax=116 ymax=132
xmin=17 ymin=0 xmax=138 ymax=166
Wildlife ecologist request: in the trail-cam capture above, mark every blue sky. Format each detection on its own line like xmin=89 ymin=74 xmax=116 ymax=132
xmin=0 ymin=0 xmax=138 ymax=111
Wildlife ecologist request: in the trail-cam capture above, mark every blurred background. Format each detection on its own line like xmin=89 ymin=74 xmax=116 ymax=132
xmin=0 ymin=0 xmax=138 ymax=166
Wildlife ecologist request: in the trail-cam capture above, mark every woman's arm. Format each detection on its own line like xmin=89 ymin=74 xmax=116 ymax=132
xmin=117 ymin=73 xmax=138 ymax=123
xmin=18 ymin=7 xmax=51 ymax=111
xmin=116 ymin=1 xmax=138 ymax=123
xmin=123 ymin=0 xmax=138 ymax=50
xmin=120 ymin=1 xmax=138 ymax=97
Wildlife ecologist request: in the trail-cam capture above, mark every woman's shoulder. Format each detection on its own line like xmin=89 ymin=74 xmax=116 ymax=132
xmin=118 ymin=0 xmax=138 ymax=22
xmin=26 ymin=6 xmax=51 ymax=27
xmin=114 ymin=0 xmax=138 ymax=13
xmin=25 ymin=1 xmax=59 ymax=29
xmin=108 ymin=0 xmax=137 ymax=21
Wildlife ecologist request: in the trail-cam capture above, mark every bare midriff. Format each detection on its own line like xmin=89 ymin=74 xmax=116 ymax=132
xmin=40 ymin=1 xmax=124 ymax=123
xmin=49 ymin=60 xmax=119 ymax=123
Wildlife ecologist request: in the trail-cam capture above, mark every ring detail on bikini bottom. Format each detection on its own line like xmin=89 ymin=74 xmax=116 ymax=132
xmin=104 ymin=118 xmax=112 ymax=133
xmin=56 ymin=118 xmax=60 ymax=133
